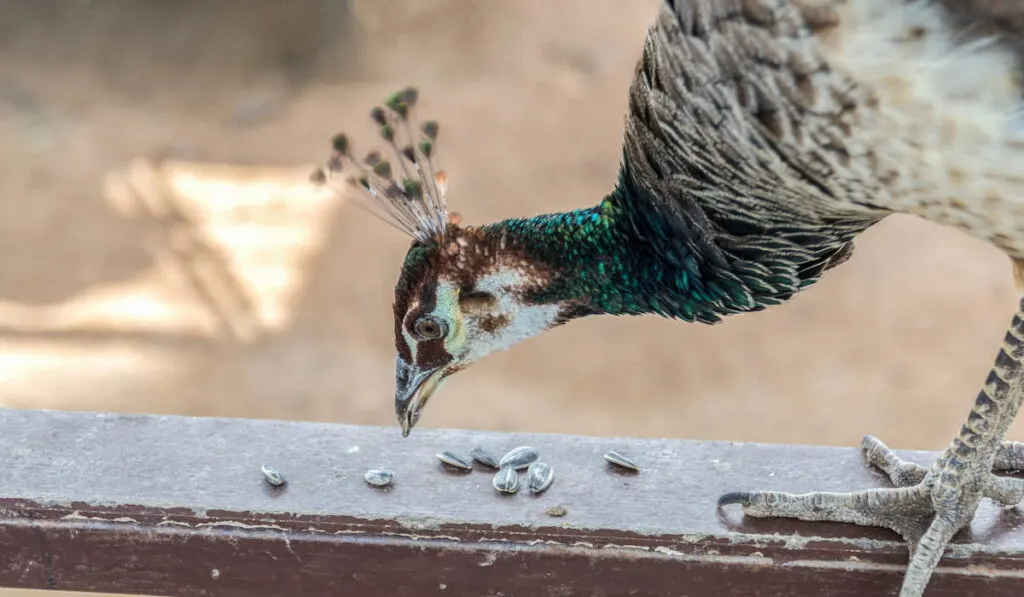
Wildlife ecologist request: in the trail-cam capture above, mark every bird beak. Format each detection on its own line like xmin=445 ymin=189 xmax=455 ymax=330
xmin=394 ymin=357 xmax=445 ymax=437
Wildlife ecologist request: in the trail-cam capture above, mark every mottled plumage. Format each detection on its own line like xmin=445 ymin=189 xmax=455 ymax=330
xmin=317 ymin=1 xmax=1024 ymax=595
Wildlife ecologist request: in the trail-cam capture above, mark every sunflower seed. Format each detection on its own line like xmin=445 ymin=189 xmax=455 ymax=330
xmin=436 ymin=450 xmax=473 ymax=471
xmin=260 ymin=464 xmax=286 ymax=487
xmin=603 ymin=450 xmax=640 ymax=471
xmin=470 ymin=446 xmax=499 ymax=469
xmin=499 ymin=446 xmax=540 ymax=471
xmin=527 ymin=461 xmax=554 ymax=494
xmin=492 ymin=466 xmax=520 ymax=494
xmin=364 ymin=469 xmax=394 ymax=487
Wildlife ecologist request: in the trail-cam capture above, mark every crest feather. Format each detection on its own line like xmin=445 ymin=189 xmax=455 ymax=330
xmin=312 ymin=87 xmax=451 ymax=243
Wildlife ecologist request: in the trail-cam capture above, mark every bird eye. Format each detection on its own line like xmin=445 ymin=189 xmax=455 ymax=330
xmin=413 ymin=316 xmax=447 ymax=340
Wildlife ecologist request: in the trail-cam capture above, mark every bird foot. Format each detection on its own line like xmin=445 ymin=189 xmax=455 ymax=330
xmin=719 ymin=436 xmax=1024 ymax=597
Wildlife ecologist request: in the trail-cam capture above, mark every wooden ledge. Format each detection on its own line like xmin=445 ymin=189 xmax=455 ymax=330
xmin=0 ymin=408 xmax=1021 ymax=596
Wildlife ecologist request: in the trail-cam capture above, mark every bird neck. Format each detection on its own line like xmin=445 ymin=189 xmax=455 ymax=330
xmin=480 ymin=185 xmax=738 ymax=323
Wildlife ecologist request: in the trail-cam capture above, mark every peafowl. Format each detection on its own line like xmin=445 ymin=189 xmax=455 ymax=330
xmin=314 ymin=1 xmax=1024 ymax=595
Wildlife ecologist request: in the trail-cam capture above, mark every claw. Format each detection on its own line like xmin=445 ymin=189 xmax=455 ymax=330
xmin=719 ymin=299 xmax=1024 ymax=596
xmin=717 ymin=491 xmax=751 ymax=507
xmin=716 ymin=440 xmax=1009 ymax=597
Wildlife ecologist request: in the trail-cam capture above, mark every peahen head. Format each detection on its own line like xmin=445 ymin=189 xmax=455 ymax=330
xmin=314 ymin=87 xmax=606 ymax=436
xmin=387 ymin=226 xmax=577 ymax=436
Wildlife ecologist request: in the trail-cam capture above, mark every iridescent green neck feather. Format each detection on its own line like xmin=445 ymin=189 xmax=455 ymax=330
xmin=480 ymin=173 xmax=768 ymax=324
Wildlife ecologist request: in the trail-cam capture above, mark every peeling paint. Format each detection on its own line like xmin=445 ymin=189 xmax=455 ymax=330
xmin=60 ymin=512 xmax=141 ymax=525
xmin=478 ymin=552 xmax=497 ymax=567
xmin=392 ymin=515 xmax=449 ymax=532
xmin=195 ymin=520 xmax=291 ymax=533
xmin=155 ymin=520 xmax=192 ymax=528
xmin=381 ymin=530 xmax=464 ymax=542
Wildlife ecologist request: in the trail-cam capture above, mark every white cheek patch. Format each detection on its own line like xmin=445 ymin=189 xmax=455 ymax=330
xmin=434 ymin=281 xmax=465 ymax=354
xmin=466 ymin=304 xmax=560 ymax=361
xmin=461 ymin=269 xmax=560 ymax=364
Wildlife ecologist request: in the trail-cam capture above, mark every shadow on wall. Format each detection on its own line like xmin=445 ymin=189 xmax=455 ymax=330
xmin=0 ymin=0 xmax=1020 ymax=484
xmin=0 ymin=0 xmax=362 ymax=306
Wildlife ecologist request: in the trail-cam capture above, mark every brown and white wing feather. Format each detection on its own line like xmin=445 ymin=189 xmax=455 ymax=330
xmin=814 ymin=0 xmax=1024 ymax=258
xmin=625 ymin=0 xmax=1024 ymax=262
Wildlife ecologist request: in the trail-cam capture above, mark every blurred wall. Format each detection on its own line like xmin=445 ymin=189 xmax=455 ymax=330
xmin=0 ymin=0 xmax=1020 ymax=471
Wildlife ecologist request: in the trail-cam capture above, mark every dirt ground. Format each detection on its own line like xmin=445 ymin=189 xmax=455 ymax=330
xmin=1 ymin=1 xmax=1023 ymax=594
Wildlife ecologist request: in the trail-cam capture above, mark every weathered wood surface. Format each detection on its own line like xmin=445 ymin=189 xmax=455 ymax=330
xmin=0 ymin=408 xmax=1021 ymax=596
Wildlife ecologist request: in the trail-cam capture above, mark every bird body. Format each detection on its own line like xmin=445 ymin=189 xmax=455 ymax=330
xmin=317 ymin=1 xmax=1024 ymax=595
xmin=381 ymin=0 xmax=1024 ymax=332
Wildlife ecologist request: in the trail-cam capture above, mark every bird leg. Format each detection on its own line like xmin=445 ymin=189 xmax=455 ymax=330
xmin=719 ymin=297 xmax=1024 ymax=597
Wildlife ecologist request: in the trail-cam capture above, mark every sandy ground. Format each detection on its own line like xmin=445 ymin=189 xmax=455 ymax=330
xmin=1 ymin=1 xmax=1023 ymax=594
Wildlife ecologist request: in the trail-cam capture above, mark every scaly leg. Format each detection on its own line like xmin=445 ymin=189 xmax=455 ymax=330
xmin=719 ymin=297 xmax=1024 ymax=597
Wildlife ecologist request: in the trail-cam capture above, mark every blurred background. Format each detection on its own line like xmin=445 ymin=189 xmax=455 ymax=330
xmin=2 ymin=0 xmax=1023 ymax=595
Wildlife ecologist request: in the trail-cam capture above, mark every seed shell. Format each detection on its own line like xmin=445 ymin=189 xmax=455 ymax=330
xmin=492 ymin=466 xmax=520 ymax=494
xmin=260 ymin=464 xmax=286 ymax=487
xmin=527 ymin=461 xmax=554 ymax=494
xmin=545 ymin=505 xmax=568 ymax=518
xmin=603 ymin=450 xmax=640 ymax=471
xmin=499 ymin=446 xmax=540 ymax=471
xmin=436 ymin=450 xmax=473 ymax=471
xmin=469 ymin=446 xmax=499 ymax=469
xmin=364 ymin=469 xmax=394 ymax=487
